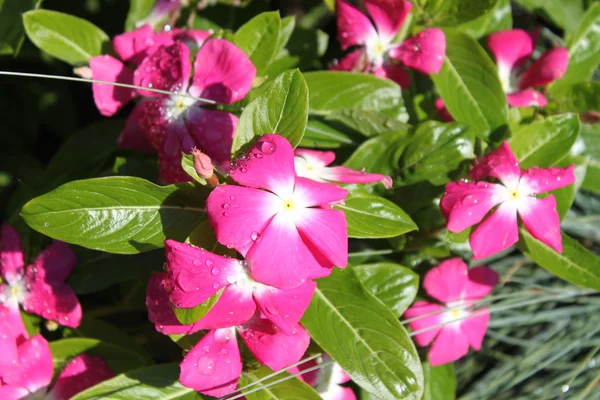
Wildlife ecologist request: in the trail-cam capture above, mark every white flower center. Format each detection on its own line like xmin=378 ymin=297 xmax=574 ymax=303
xmin=166 ymin=95 xmax=196 ymax=121
xmin=1 ymin=274 xmax=27 ymax=307
xmin=443 ymin=301 xmax=469 ymax=325
xmin=294 ymin=156 xmax=324 ymax=182
xmin=498 ymin=63 xmax=519 ymax=94
xmin=365 ymin=35 xmax=392 ymax=67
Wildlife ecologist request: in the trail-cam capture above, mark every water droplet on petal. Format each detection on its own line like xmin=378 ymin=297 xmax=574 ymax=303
xmin=211 ymin=267 xmax=220 ymax=275
xmin=251 ymin=231 xmax=260 ymax=241
xmin=193 ymin=259 xmax=202 ymax=267
xmin=260 ymin=141 xmax=276 ymax=154
xmin=223 ymin=211 xmax=230 ymax=217
xmin=229 ymin=196 xmax=236 ymax=200
xmin=212 ymin=282 xmax=220 ymax=289
xmin=222 ymin=203 xmax=230 ymax=209
xmin=205 ymin=259 xmax=214 ymax=267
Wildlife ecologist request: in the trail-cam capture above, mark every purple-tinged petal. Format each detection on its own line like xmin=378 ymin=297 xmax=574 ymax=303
xmin=118 ymin=103 xmax=156 ymax=152
xmin=463 ymin=266 xmax=499 ymax=300
xmin=112 ymin=25 xmax=156 ymax=63
xmin=207 ymin=185 xmax=280 ymax=257
xmin=89 ymin=55 xmax=135 ymax=116
xmin=487 ymin=29 xmax=535 ymax=73
xmin=193 ymin=286 xmax=256 ymax=330
xmin=238 ymin=314 xmax=310 ymax=371
xmin=0 ymin=225 xmax=24 ymax=281
xmin=423 ymin=258 xmax=469 ymax=304
xmin=518 ymin=195 xmax=562 ymax=253
xmin=389 ymin=28 xmax=446 ymax=74
xmin=320 ymin=166 xmax=393 ymax=189
xmin=468 ymin=142 xmax=521 ymax=186
xmin=404 ymin=301 xmax=444 ymax=347
xmin=48 ymin=354 xmax=114 ymax=400
xmin=27 ymin=241 xmax=75 ymax=283
xmin=179 ymin=328 xmax=241 ymax=397
xmin=506 ymin=89 xmax=548 ymax=107
xmin=189 ymin=39 xmax=256 ymax=104
xmin=470 ymin=201 xmax=519 ymax=260
xmin=158 ymin=154 xmax=194 ymax=184
xmin=2 ymin=335 xmax=53 ymax=393
xmin=373 ymin=61 xmax=411 ymax=89
xmin=330 ymin=49 xmax=370 ymax=73
xmin=461 ymin=310 xmax=490 ymax=351
xmin=435 ymin=98 xmax=454 ymax=122
xmin=185 ymin=108 xmax=237 ymax=171
xmin=518 ymin=48 xmax=569 ymax=89
xmin=518 ymin=165 xmax=575 ymax=195
xmin=130 ymin=97 xmax=169 ymax=152
xmin=21 ymin=280 xmax=82 ymax=328
xmin=335 ymin=0 xmax=377 ymax=50
xmin=133 ymin=43 xmax=191 ymax=97
xmin=364 ymin=0 xmax=412 ymax=41
xmin=292 ymin=177 xmax=349 ymax=208
xmin=175 ymin=29 xmax=212 ymax=49
xmin=428 ymin=325 xmax=470 ymax=366
xmin=294 ymin=149 xmax=336 ymax=167
xmin=0 ymin=306 xmax=20 ymax=377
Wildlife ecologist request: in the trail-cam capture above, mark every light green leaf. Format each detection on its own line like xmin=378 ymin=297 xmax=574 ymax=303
xmin=233 ymin=69 xmax=308 ymax=153
xmin=174 ymin=288 xmax=224 ymax=325
xmin=518 ymin=229 xmax=600 ymax=291
xmin=326 ymin=108 xmax=410 ymax=137
xmin=344 ymin=131 xmax=407 ymax=178
xmin=302 ymin=268 xmax=423 ymax=400
xmin=580 ymin=123 xmax=600 ymax=194
xmin=21 ymin=177 xmax=210 ymax=254
xmin=549 ymin=82 xmax=600 ymax=112
xmin=299 ymin=119 xmax=356 ymax=149
xmin=457 ymin=0 xmax=511 ymax=38
xmin=335 ymin=195 xmax=417 ymax=238
xmin=508 ymin=113 xmax=580 ymax=168
xmin=423 ymin=0 xmax=500 ymax=26
xmin=432 ymin=30 xmax=508 ymax=137
xmin=234 ymin=11 xmax=281 ymax=76
xmin=353 ymin=263 xmax=419 ymax=317
xmin=515 ymin=0 xmax=585 ymax=36
xmin=23 ymin=9 xmax=109 ymax=65
xmin=239 ymin=366 xmax=322 ymax=400
xmin=181 ymin=153 xmax=207 ymax=185
xmin=125 ymin=0 xmax=155 ymax=31
xmin=422 ymin=362 xmax=456 ymax=400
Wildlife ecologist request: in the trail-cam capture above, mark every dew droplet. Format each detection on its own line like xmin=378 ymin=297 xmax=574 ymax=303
xmin=205 ymin=259 xmax=214 ymax=267
xmin=229 ymin=196 xmax=236 ymax=200
xmin=193 ymin=259 xmax=202 ymax=267
xmin=212 ymin=282 xmax=220 ymax=289
xmin=223 ymin=211 xmax=230 ymax=217
xmin=222 ymin=203 xmax=230 ymax=209
xmin=251 ymin=231 xmax=260 ymax=241
xmin=211 ymin=267 xmax=220 ymax=275
xmin=260 ymin=141 xmax=276 ymax=154
xmin=254 ymin=153 xmax=263 ymax=159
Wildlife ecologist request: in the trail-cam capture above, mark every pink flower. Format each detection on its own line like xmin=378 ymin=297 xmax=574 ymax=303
xmin=294 ymin=148 xmax=392 ymax=189
xmin=145 ymin=273 xmax=310 ymax=397
xmin=333 ymin=0 xmax=446 ymax=88
xmin=487 ymin=29 xmax=569 ymax=107
xmin=404 ymin=258 xmax=498 ymax=366
xmin=0 ymin=225 xmax=82 ymax=328
xmin=440 ymin=143 xmax=575 ymax=259
xmin=89 ymin=26 xmax=255 ymax=183
xmin=291 ymin=355 xmax=356 ymax=400
xmin=47 ymin=354 xmax=114 ymax=400
xmin=207 ymin=135 xmax=349 ymax=288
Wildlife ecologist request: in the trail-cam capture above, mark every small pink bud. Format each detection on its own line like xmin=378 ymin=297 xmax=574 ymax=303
xmin=73 ymin=66 xmax=93 ymax=79
xmin=192 ymin=148 xmax=218 ymax=186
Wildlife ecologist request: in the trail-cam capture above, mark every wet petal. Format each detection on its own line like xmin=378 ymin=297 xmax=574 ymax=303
xmin=134 ymin=97 xmax=171 ymax=152
xmin=373 ymin=60 xmax=411 ymax=89
xmin=0 ymin=225 xmax=25 ymax=281
xmin=193 ymin=286 xmax=256 ymax=330
xmin=335 ymin=0 xmax=377 ymax=50
xmin=27 ymin=241 xmax=75 ymax=283
xmin=2 ymin=335 xmax=53 ymax=393
xmin=519 ymin=48 xmax=569 ymax=89
xmin=487 ymin=29 xmax=535 ymax=72
xmin=330 ymin=49 xmax=370 ymax=73
xmin=470 ymin=201 xmax=519 ymax=260
xmin=506 ymin=89 xmax=548 ymax=107
xmin=389 ymin=28 xmax=446 ymax=74
xmin=185 ymin=108 xmax=237 ymax=171
xmin=118 ymin=103 xmax=156 ymax=152
xmin=364 ymin=0 xmax=412 ymax=41
xmin=158 ymin=154 xmax=193 ymax=184
xmin=89 ymin=55 xmax=135 ymax=116
xmin=403 ymin=301 xmax=444 ymax=347
xmin=518 ymin=195 xmax=563 ymax=253
xmin=319 ymin=166 xmax=392 ymax=189
xmin=0 ymin=306 xmax=20 ymax=377
xmin=292 ymin=177 xmax=349 ymax=208
xmin=112 ymin=25 xmax=157 ymax=63
xmin=518 ymin=165 xmax=575 ymax=195
xmin=428 ymin=325 xmax=470 ymax=366
xmin=461 ymin=310 xmax=490 ymax=351
xmin=133 ymin=43 xmax=191 ymax=97
xmin=423 ymin=258 xmax=469 ymax=304
xmin=294 ymin=149 xmax=336 ymax=168
xmin=468 ymin=142 xmax=521 ymax=186
xmin=48 ymin=354 xmax=114 ymax=400
xmin=21 ymin=280 xmax=82 ymax=328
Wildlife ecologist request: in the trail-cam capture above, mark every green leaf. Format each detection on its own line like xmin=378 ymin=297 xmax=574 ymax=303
xmin=21 ymin=177 xmax=209 ymax=254
xmin=304 ymin=71 xmax=404 ymax=117
xmin=515 ymin=0 xmax=585 ymax=36
xmin=239 ymin=366 xmax=322 ymax=400
xmin=299 ymin=119 xmax=356 ymax=149
xmin=335 ymin=195 xmax=417 ymax=238
xmin=353 ymin=263 xmax=419 ymax=317
xmin=398 ymin=121 xmax=474 ymax=186
xmin=302 ymin=268 xmax=423 ymax=400
xmin=181 ymin=153 xmax=207 ymax=185
xmin=432 ymin=30 xmax=508 ymax=137
xmin=326 ymin=108 xmax=410 ymax=137
xmin=71 ymin=363 xmax=202 ymax=400
xmin=424 ymin=0 xmax=500 ymax=26
xmin=456 ymin=0 xmax=511 ymax=38
xmin=0 ymin=0 xmax=39 ymax=55
xmin=233 ymin=69 xmax=309 ymax=153
xmin=125 ymin=0 xmax=155 ymax=31
xmin=174 ymin=288 xmax=224 ymax=324
xmin=549 ymin=82 xmax=600 ymax=112
xmin=580 ymin=123 xmax=600 ymax=194
xmin=49 ymin=338 xmax=149 ymax=374
xmin=234 ymin=11 xmax=281 ymax=76
xmin=422 ymin=362 xmax=456 ymax=400
xmin=518 ymin=229 xmax=600 ymax=291
xmin=344 ymin=131 xmax=407 ymax=178
xmin=508 ymin=113 xmax=580 ymax=168
xmin=23 ymin=9 xmax=109 ymax=65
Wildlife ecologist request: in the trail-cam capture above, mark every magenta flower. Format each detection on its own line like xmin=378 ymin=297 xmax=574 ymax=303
xmin=440 ymin=143 xmax=575 ymax=259
xmin=487 ymin=29 xmax=568 ymax=107
xmin=332 ymin=0 xmax=446 ymax=88
xmin=0 ymin=225 xmax=81 ymax=328
xmin=404 ymin=258 xmax=498 ymax=366
xmin=145 ymin=273 xmax=310 ymax=397
xmin=294 ymin=148 xmax=392 ymax=189
xmin=46 ymin=354 xmax=114 ymax=400
xmin=207 ymin=135 xmax=349 ymax=288
xmin=90 ymin=26 xmax=255 ymax=183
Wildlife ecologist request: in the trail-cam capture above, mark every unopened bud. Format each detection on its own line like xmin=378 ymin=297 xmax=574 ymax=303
xmin=73 ymin=66 xmax=93 ymax=79
xmin=580 ymin=111 xmax=600 ymax=124
xmin=192 ymin=148 xmax=218 ymax=186
xmin=45 ymin=320 xmax=59 ymax=332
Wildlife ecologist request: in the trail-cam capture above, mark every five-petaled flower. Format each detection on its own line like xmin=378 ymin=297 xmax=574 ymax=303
xmin=404 ymin=258 xmax=498 ymax=365
xmin=488 ymin=29 xmax=569 ymax=107
xmin=206 ymin=134 xmax=349 ymax=289
xmin=333 ymin=0 xmax=446 ymax=88
xmin=0 ymin=225 xmax=82 ymax=328
xmin=440 ymin=142 xmax=575 ymax=259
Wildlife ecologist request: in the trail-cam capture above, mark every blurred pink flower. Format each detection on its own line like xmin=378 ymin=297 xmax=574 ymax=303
xmin=291 ymin=355 xmax=356 ymax=400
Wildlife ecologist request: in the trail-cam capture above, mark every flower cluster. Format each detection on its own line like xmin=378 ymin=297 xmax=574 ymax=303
xmin=333 ymin=0 xmax=446 ymax=88
xmin=89 ymin=24 xmax=256 ymax=183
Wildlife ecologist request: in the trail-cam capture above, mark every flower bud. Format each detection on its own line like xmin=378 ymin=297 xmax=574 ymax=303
xmin=192 ymin=148 xmax=218 ymax=186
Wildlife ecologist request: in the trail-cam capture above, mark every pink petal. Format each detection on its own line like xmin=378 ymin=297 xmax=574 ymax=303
xmin=193 ymin=286 xmax=256 ymax=330
xmin=373 ymin=61 xmax=412 ymax=89
xmin=48 ymin=354 xmax=114 ymax=400
xmin=463 ymin=266 xmax=499 ymax=300
xmin=89 ymin=55 xmax=135 ymax=117
xmin=185 ymin=108 xmax=237 ymax=171
xmin=468 ymin=142 xmax=521 ymax=186
xmin=389 ymin=28 xmax=446 ymax=74
xmin=133 ymin=43 xmax=191 ymax=97
xmin=179 ymin=328 xmax=242 ymax=397
xmin=118 ymin=103 xmax=156 ymax=152
xmin=330 ymin=49 xmax=369 ymax=72
xmin=0 ymin=225 xmax=24 ymax=281
xmin=228 ymin=134 xmax=297 ymax=199
xmin=435 ymin=98 xmax=454 ymax=122
xmin=506 ymin=89 xmax=548 ymax=107
xmin=292 ymin=177 xmax=349 ymax=208
xmin=238 ymin=314 xmax=310 ymax=370
xmin=331 ymin=363 xmax=352 ymax=385
xmin=293 ymin=207 xmax=348 ymax=269
xmin=403 ymin=301 xmax=444 ymax=347
xmin=487 ymin=29 xmax=535 ymax=72
xmin=2 ymin=335 xmax=53 ymax=393
xmin=188 ymin=39 xmax=256 ymax=104
xmin=461 ymin=310 xmax=490 ymax=351
xmin=321 ymin=385 xmax=357 ymax=400
xmin=335 ymin=0 xmax=377 ymax=50
xmin=175 ymin=30 xmax=212 ymax=48
xmin=21 ymin=280 xmax=82 ymax=328
xmin=319 ymin=166 xmax=392 ymax=189
xmin=518 ymin=165 xmax=576 ymax=195
xmin=518 ymin=195 xmax=563 ymax=252
xmin=364 ymin=0 xmax=412 ymax=41
xmin=0 ymin=387 xmax=29 ymax=399
xmin=440 ymin=180 xmax=508 ymax=233
xmin=518 ymin=48 xmax=569 ymax=89
xmin=470 ymin=201 xmax=518 ymax=260
xmin=423 ymin=258 xmax=469 ymax=303
xmin=253 ymin=281 xmax=316 ymax=334
xmin=428 ymin=325 xmax=470 ymax=366
xmin=294 ymin=149 xmax=336 ymax=167
xmin=129 ymin=97 xmax=169 ymax=152
xmin=145 ymin=273 xmax=201 ymax=335
xmin=0 ymin=306 xmax=20 ymax=377
xmin=158 ymin=154 xmax=193 ymax=184
xmin=113 ymin=25 xmax=158 ymax=64
xmin=27 ymin=241 xmax=75 ymax=283
xmin=164 ymin=240 xmax=243 ymax=308
xmin=206 ymin=185 xmax=280 ymax=257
